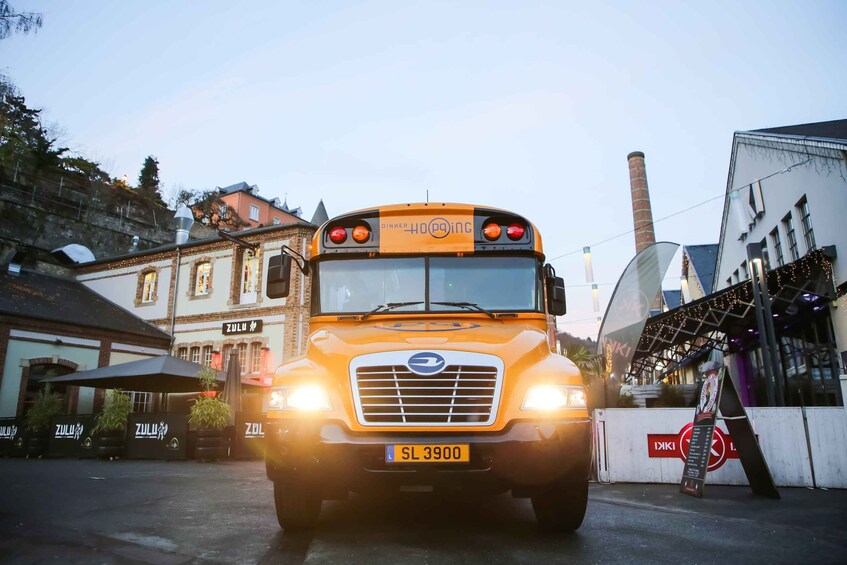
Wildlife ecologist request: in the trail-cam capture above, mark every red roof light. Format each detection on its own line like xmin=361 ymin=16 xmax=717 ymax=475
xmin=329 ymin=227 xmax=348 ymax=244
xmin=506 ymin=223 xmax=525 ymax=240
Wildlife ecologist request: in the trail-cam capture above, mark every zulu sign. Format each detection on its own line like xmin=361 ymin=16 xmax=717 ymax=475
xmin=648 ymin=423 xmax=741 ymax=471
xmin=222 ymin=319 xmax=263 ymax=335
xmin=125 ymin=413 xmax=187 ymax=460
xmin=135 ymin=421 xmax=169 ymax=440
xmin=47 ymin=415 xmax=96 ymax=458
xmin=0 ymin=417 xmax=25 ymax=457
xmin=232 ymin=412 xmax=266 ymax=459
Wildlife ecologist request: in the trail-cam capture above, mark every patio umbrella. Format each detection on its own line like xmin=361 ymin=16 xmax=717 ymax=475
xmin=220 ymin=350 xmax=243 ymax=425
xmin=41 ymin=355 xmax=230 ymax=393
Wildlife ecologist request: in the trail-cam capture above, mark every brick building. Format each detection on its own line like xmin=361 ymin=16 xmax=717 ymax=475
xmin=212 ymin=182 xmax=304 ymax=229
xmin=0 ymin=261 xmax=172 ymax=417
xmin=74 ymin=219 xmax=317 ymax=412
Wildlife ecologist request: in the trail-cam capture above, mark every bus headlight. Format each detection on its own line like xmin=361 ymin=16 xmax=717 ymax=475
xmin=267 ymin=385 xmax=332 ymax=411
xmin=521 ymin=385 xmax=586 ymax=411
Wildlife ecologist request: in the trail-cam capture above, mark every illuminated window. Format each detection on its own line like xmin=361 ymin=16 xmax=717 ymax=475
xmin=141 ymin=271 xmax=157 ymax=303
xmin=240 ymin=252 xmax=259 ymax=304
xmin=195 ymin=262 xmax=211 ymax=296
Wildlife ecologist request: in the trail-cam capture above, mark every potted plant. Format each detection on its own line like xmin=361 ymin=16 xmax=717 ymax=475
xmin=188 ymin=366 xmax=231 ymax=461
xmin=24 ymin=385 xmax=63 ymax=458
xmin=91 ymin=389 xmax=132 ymax=460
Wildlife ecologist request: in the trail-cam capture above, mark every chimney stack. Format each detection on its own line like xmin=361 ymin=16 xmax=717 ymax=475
xmin=627 ymin=151 xmax=657 ymax=254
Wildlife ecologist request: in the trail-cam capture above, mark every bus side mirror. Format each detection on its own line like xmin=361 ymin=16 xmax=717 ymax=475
xmin=546 ymin=275 xmax=567 ymax=316
xmin=267 ymin=253 xmax=293 ymax=298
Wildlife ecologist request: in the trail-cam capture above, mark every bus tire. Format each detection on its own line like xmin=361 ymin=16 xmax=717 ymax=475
xmin=531 ymin=477 xmax=588 ymax=533
xmin=273 ymin=478 xmax=322 ymax=530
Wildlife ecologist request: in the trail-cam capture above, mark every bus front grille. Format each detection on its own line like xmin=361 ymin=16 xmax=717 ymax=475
xmin=354 ymin=365 xmax=499 ymax=425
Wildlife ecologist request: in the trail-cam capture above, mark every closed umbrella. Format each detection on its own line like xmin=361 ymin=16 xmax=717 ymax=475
xmin=221 ymin=350 xmax=242 ymax=425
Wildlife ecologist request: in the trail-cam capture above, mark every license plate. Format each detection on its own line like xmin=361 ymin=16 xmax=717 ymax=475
xmin=385 ymin=444 xmax=470 ymax=464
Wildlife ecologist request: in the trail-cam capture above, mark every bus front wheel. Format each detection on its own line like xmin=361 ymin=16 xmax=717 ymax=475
xmin=273 ymin=478 xmax=322 ymax=530
xmin=530 ymin=477 xmax=588 ymax=533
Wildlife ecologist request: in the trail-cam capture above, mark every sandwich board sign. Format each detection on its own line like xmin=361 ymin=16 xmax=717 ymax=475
xmin=680 ymin=360 xmax=779 ymax=499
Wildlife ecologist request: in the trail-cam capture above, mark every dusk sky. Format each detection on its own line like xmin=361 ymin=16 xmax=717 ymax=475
xmin=4 ymin=1 xmax=845 ymax=339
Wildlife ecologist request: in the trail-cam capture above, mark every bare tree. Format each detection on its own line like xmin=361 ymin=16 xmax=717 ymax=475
xmin=0 ymin=0 xmax=43 ymax=40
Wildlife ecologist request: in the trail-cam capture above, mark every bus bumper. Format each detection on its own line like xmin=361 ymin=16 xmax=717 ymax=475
xmin=265 ymin=419 xmax=592 ymax=498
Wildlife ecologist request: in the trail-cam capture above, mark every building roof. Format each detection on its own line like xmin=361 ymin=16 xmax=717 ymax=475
xmin=750 ymin=119 xmax=847 ymax=143
xmin=0 ymin=267 xmax=172 ymax=342
xmin=662 ymin=289 xmax=681 ymax=310
xmin=684 ymin=244 xmax=719 ymax=293
xmin=75 ymin=220 xmax=314 ymax=268
xmin=311 ymin=199 xmax=329 ymax=226
xmin=217 ymin=182 xmax=257 ymax=195
xmin=216 ymin=182 xmax=303 ymax=218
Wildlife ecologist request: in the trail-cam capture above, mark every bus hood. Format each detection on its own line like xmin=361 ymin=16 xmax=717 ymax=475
xmin=304 ymin=318 xmax=577 ymax=375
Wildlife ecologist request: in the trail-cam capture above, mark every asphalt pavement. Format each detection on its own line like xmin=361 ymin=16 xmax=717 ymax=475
xmin=0 ymin=458 xmax=845 ymax=564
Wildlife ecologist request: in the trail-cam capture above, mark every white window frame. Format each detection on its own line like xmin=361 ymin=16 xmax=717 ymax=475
xmin=141 ymin=272 xmax=157 ymax=303
xmin=249 ymin=205 xmax=260 ymax=222
xmin=251 ymin=343 xmax=263 ymax=373
xmin=195 ymin=262 xmax=211 ymax=296
xmin=240 ymin=253 xmax=259 ymax=304
xmin=238 ymin=343 xmax=248 ymax=374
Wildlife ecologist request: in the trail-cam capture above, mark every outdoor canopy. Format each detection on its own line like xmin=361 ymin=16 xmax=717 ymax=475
xmin=42 ymin=355 xmax=263 ymax=393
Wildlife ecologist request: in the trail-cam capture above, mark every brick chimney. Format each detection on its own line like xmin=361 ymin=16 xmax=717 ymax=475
xmin=627 ymin=151 xmax=657 ymax=254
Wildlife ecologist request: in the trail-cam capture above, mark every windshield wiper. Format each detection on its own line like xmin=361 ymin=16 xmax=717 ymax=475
xmin=431 ymin=301 xmax=497 ymax=319
xmin=359 ymin=301 xmax=425 ymax=320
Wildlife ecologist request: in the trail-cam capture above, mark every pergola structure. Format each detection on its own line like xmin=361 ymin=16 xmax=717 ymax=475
xmin=628 ymin=247 xmax=838 ymax=384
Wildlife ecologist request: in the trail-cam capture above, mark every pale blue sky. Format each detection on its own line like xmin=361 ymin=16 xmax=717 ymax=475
xmin=4 ymin=1 xmax=845 ymax=338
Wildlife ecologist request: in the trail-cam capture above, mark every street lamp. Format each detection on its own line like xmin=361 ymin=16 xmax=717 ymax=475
xmin=174 ymin=204 xmax=195 ymax=245
xmin=746 ymin=242 xmax=784 ymax=406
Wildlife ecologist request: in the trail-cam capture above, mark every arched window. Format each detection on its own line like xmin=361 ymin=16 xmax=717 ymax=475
xmin=250 ymin=342 xmax=263 ymax=373
xmin=240 ymin=253 xmax=259 ymax=304
xmin=23 ymin=363 xmax=73 ymax=415
xmin=195 ymin=262 xmax=211 ymax=296
xmin=136 ymin=268 xmax=159 ymax=306
xmin=142 ymin=272 xmax=157 ymax=302
xmin=238 ymin=343 xmax=248 ymax=374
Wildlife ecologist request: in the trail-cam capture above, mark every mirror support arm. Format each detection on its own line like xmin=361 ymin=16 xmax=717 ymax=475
xmin=281 ymin=245 xmax=311 ymax=276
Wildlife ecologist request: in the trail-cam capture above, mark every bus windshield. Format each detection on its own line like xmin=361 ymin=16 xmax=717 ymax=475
xmin=316 ymin=256 xmax=541 ymax=315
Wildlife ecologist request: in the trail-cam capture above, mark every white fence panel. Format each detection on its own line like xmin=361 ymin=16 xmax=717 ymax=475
xmin=595 ymin=407 xmax=847 ymax=488
xmin=803 ymin=407 xmax=847 ymax=488
xmin=744 ymin=408 xmax=812 ymax=487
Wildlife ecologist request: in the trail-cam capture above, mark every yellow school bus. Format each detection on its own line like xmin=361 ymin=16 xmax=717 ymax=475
xmin=264 ymin=203 xmax=590 ymax=532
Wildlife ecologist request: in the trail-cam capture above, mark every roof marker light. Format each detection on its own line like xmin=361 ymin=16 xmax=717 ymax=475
xmin=483 ymin=223 xmax=502 ymax=241
xmin=329 ymin=227 xmax=347 ymax=244
xmin=506 ymin=223 xmax=525 ymax=240
xmin=352 ymin=225 xmax=370 ymax=243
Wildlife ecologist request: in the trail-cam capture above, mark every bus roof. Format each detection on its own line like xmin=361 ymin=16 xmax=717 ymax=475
xmin=311 ymin=202 xmax=545 ymax=258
